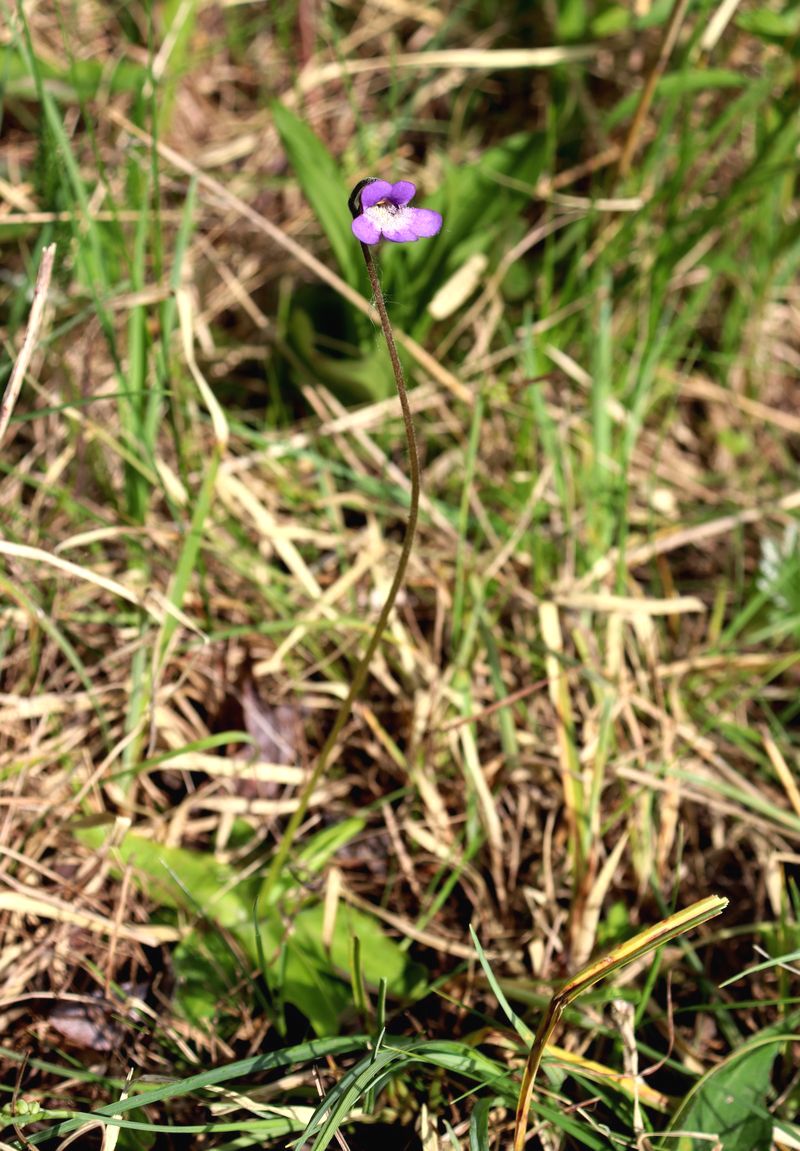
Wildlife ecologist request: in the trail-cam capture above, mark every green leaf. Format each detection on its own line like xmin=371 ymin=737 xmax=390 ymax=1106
xmin=295 ymin=816 xmax=368 ymax=874
xmin=469 ymin=924 xmax=533 ymax=1043
xmin=0 ymin=45 xmax=149 ymax=101
xmin=78 ymin=817 xmax=417 ymax=1034
xmin=400 ymin=131 xmax=547 ymax=285
xmin=293 ymin=902 xmax=427 ymax=999
xmin=272 ymin=102 xmax=359 ymax=287
xmin=258 ymin=915 xmax=351 ymax=1034
xmin=300 ymin=1046 xmax=405 ymax=1151
xmin=591 ymin=6 xmax=632 ymax=37
xmin=658 ymin=1035 xmax=788 ymax=1150
xmin=287 ymin=308 xmax=394 ymax=403
xmin=469 ymin=1097 xmax=494 ymax=1151
xmin=173 ymin=928 xmax=244 ymax=1031
xmin=115 ymin=1113 xmax=157 ymax=1150
xmin=736 ymin=8 xmax=800 ymax=41
xmin=606 ymin=70 xmax=747 ymax=128
xmin=241 ymin=895 xmax=426 ymax=1035
xmin=76 ymin=826 xmax=255 ymax=927
xmin=25 ymin=1038 xmax=366 ymax=1147
xmin=370 ymin=131 xmax=547 ymax=326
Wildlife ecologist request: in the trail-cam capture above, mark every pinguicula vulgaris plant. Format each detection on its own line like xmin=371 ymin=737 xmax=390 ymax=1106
xmin=262 ymin=177 xmax=442 ymax=898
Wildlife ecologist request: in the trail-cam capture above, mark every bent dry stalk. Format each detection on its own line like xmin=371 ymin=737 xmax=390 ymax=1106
xmin=261 ymin=178 xmax=442 ymax=902
xmin=512 ymin=894 xmax=729 ymax=1151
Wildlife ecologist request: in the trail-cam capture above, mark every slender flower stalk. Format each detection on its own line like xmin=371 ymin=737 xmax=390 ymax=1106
xmin=262 ymin=178 xmax=440 ymax=902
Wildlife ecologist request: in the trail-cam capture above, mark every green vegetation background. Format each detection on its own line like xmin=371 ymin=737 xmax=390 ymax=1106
xmin=0 ymin=1 xmax=799 ymax=1149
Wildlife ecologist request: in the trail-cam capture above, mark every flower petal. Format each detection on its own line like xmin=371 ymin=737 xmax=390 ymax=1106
xmin=377 ymin=209 xmax=419 ymax=242
xmin=408 ymin=207 xmax=442 ymax=238
xmin=390 ymin=181 xmax=416 ymax=206
xmin=359 ymin=180 xmax=394 ymax=209
xmin=352 ymin=214 xmax=381 ymax=244
xmin=382 ymin=227 xmax=419 ymax=243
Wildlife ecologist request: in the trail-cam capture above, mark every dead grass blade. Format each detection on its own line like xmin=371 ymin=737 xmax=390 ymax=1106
xmin=0 ymin=243 xmax=56 ymax=448
xmin=0 ymin=540 xmax=194 ymax=630
xmin=298 ymin=46 xmax=596 ymax=94
xmin=574 ymin=488 xmax=800 ymax=589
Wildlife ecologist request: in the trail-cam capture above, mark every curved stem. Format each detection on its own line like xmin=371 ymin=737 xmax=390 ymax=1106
xmin=512 ymin=895 xmax=728 ymax=1151
xmin=262 ymin=242 xmax=420 ymax=901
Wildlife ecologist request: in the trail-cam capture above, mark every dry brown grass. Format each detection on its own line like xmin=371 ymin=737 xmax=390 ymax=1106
xmin=1 ymin=0 xmax=799 ymax=1144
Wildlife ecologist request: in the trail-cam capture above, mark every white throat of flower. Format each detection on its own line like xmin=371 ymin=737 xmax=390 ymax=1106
xmin=367 ymin=200 xmax=403 ymax=227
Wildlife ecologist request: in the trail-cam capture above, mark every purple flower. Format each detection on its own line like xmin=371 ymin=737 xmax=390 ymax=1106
xmin=350 ymin=179 xmax=442 ymax=245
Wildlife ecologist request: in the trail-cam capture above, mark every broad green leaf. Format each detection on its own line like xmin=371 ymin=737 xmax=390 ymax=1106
xmin=591 ymin=0 xmax=677 ymax=34
xmin=591 ymin=6 xmax=632 ymax=36
xmin=242 ymin=894 xmax=425 ymax=1034
xmin=364 ymin=131 xmax=548 ymax=339
xmin=553 ymin=0 xmax=589 ymax=39
xmin=287 ymin=309 xmax=394 ymax=403
xmin=78 ymin=830 xmax=370 ymax=1040
xmin=398 ymin=131 xmax=548 ymax=287
xmin=76 ymin=826 xmax=254 ymax=927
xmin=90 ymin=812 xmax=416 ymax=1035
xmin=292 ymin=902 xmax=427 ymax=999
xmin=272 ymin=102 xmax=359 ymax=287
xmin=658 ymin=1035 xmax=788 ymax=1151
xmin=265 ymin=918 xmax=351 ymax=1034
xmin=173 ymin=928 xmax=244 ymax=1030
xmin=255 ymin=815 xmax=367 ymax=908
xmin=116 ymin=1115 xmax=156 ymax=1150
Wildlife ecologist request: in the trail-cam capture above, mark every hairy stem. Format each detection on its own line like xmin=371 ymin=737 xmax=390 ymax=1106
xmin=262 ymin=241 xmax=420 ymax=901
